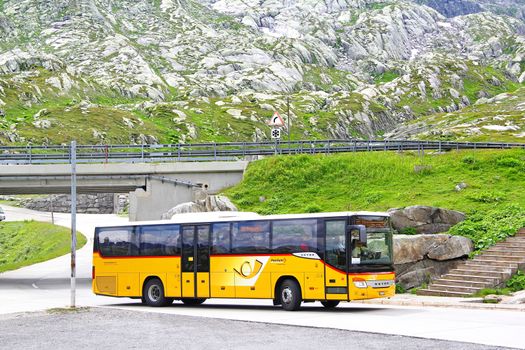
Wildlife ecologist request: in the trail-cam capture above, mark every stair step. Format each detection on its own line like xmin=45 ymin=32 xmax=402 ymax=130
xmin=444 ymin=274 xmax=501 ymax=284
xmin=465 ymin=257 xmax=520 ymax=268
xmin=425 ymin=284 xmax=482 ymax=293
xmin=475 ymin=255 xmax=525 ymax=263
xmin=485 ymin=247 xmax=525 ymax=255
xmin=430 ymin=279 xmax=493 ymax=288
xmin=453 ymin=264 xmax=513 ymax=272
xmin=465 ymin=260 xmax=518 ymax=268
xmin=417 ymin=289 xmax=473 ymax=297
xmin=449 ymin=269 xmax=512 ymax=279
xmin=497 ymin=242 xmax=525 ymax=248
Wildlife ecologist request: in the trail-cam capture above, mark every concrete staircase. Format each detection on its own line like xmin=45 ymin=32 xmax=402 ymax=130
xmin=417 ymin=228 xmax=525 ymax=297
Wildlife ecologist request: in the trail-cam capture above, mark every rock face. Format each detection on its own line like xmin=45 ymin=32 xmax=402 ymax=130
xmin=394 ymin=234 xmax=473 ymax=289
xmin=388 ymin=206 xmax=466 ymax=234
xmin=161 ymin=195 xmax=238 ymax=219
xmin=2 ymin=0 xmax=525 ymax=145
xmin=23 ymin=194 xmax=116 ymax=214
xmin=415 ymin=0 xmax=482 ymax=18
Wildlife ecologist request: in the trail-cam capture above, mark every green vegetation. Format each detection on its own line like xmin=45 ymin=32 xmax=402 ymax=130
xmin=373 ymin=70 xmax=399 ymax=84
xmin=365 ymin=2 xmax=391 ymax=11
xmin=0 ymin=221 xmax=86 ymax=273
xmin=475 ymin=271 xmax=525 ymax=297
xmin=226 ymin=149 xmax=525 ymax=216
xmin=406 ymin=86 xmax=525 ymax=143
xmin=449 ymin=204 xmax=525 ymax=252
xmin=303 ymin=66 xmax=356 ymax=91
xmin=461 ymin=63 xmax=520 ymax=103
xmin=395 ymin=284 xmax=406 ymax=294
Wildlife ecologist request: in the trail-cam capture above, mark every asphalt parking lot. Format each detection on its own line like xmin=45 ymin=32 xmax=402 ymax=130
xmin=0 ymin=307 xmax=516 ymax=350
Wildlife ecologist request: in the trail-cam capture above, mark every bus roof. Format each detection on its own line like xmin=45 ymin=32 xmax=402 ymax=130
xmin=96 ymin=211 xmax=390 ymax=229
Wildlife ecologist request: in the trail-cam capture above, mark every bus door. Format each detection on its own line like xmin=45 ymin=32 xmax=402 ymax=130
xmin=324 ymin=220 xmax=348 ymax=300
xmin=181 ymin=225 xmax=210 ymax=298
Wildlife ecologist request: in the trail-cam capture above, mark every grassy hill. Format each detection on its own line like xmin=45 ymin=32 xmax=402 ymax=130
xmin=0 ymin=220 xmax=86 ymax=273
xmin=225 ymin=149 xmax=525 ymax=251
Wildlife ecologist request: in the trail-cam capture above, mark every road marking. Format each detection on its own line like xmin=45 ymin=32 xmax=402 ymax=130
xmin=31 ymin=283 xmax=39 ymax=289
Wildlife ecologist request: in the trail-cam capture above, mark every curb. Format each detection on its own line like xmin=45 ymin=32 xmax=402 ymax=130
xmin=354 ymin=297 xmax=525 ymax=311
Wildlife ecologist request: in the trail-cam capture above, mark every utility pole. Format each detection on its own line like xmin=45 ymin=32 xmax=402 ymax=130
xmin=287 ymin=95 xmax=291 ymax=144
xmin=70 ymin=141 xmax=77 ymax=308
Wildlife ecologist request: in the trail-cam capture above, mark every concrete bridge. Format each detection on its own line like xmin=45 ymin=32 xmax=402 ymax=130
xmin=0 ymin=161 xmax=247 ymax=221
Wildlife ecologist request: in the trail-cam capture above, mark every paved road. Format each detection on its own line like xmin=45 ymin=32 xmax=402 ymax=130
xmin=0 ymin=205 xmax=524 ymax=349
xmin=0 ymin=308 xmax=514 ymax=350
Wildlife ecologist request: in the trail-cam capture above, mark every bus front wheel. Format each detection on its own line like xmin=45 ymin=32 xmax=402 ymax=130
xmin=321 ymin=300 xmax=340 ymax=308
xmin=280 ymin=279 xmax=302 ymax=311
xmin=143 ymin=278 xmax=169 ymax=307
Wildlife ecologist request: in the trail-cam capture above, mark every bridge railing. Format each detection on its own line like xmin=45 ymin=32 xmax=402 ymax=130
xmin=0 ymin=140 xmax=524 ymax=164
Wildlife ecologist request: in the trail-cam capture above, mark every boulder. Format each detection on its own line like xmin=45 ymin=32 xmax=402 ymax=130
xmin=502 ymin=290 xmax=525 ymax=304
xmin=388 ymin=205 xmax=466 ymax=234
xmin=427 ymin=235 xmax=473 ymax=261
xmin=205 ymin=195 xmax=237 ymax=212
xmin=394 ymin=234 xmax=473 ymax=289
xmin=394 ymin=234 xmax=472 ymax=264
xmin=162 ymin=195 xmax=238 ymax=219
xmin=161 ymin=202 xmax=206 ymax=219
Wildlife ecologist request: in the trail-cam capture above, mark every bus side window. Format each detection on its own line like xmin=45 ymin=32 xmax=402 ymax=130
xmin=139 ymin=224 xmax=181 ymax=256
xmin=232 ymin=221 xmax=270 ymax=254
xmin=272 ymin=219 xmax=317 ymax=253
xmin=211 ymin=223 xmax=231 ymax=254
xmin=97 ymin=227 xmax=138 ymax=257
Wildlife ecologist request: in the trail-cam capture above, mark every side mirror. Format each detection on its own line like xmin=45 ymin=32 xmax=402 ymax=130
xmin=348 ymin=224 xmax=367 ymax=247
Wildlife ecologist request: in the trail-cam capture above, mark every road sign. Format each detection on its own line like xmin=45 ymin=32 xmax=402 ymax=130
xmin=271 ymin=128 xmax=281 ymax=139
xmin=268 ymin=111 xmax=285 ymax=127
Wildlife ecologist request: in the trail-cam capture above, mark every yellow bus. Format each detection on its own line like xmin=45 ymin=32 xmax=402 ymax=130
xmin=92 ymin=211 xmax=395 ymax=311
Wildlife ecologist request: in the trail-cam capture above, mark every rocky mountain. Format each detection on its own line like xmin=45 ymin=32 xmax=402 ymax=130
xmin=0 ymin=0 xmax=524 ymax=145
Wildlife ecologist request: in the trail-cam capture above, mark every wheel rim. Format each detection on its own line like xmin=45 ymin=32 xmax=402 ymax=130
xmin=282 ymin=286 xmax=293 ymax=304
xmin=148 ymin=284 xmax=161 ymax=302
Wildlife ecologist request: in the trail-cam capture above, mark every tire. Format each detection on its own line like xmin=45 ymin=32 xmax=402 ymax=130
xmin=181 ymin=298 xmax=206 ymax=306
xmin=321 ymin=300 xmax=340 ymax=308
xmin=143 ymin=278 xmax=169 ymax=307
xmin=280 ymin=279 xmax=302 ymax=311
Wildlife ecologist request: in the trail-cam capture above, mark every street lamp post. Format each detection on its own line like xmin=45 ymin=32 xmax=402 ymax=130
xmin=70 ymin=141 xmax=77 ymax=308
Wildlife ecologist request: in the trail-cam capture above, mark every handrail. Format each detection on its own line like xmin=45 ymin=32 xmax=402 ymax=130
xmin=0 ymin=139 xmax=523 ymax=165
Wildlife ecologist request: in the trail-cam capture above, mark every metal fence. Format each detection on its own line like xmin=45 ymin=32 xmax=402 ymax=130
xmin=0 ymin=139 xmax=524 ymax=165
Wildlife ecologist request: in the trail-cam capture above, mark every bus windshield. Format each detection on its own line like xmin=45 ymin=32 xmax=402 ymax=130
xmin=351 ymin=216 xmax=393 ymax=266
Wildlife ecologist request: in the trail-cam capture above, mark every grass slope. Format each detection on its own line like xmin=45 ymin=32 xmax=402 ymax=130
xmin=225 ymin=149 xmax=525 ymax=215
xmin=0 ymin=221 xmax=86 ymax=273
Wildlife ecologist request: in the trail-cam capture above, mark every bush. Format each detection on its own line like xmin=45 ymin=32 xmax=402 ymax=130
xmin=449 ymin=204 xmax=525 ymax=252
xmin=398 ymin=227 xmax=418 ymax=235
xmin=303 ymin=204 xmax=322 ymax=213
xmin=468 ymin=191 xmax=505 ymax=203
xmin=395 ymin=284 xmax=406 ymax=294
xmin=496 ymin=157 xmax=522 ymax=168
xmin=506 ymin=271 xmax=525 ymax=292
xmin=462 ymin=155 xmax=476 ymax=164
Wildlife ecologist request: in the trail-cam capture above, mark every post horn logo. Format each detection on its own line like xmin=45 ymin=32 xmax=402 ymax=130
xmin=234 ymin=260 xmax=263 ymax=279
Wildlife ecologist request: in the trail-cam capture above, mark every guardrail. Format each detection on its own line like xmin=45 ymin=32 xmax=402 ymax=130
xmin=0 ymin=140 xmax=524 ymax=165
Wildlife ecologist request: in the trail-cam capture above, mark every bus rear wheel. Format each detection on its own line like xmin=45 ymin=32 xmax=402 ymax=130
xmin=280 ymin=279 xmax=302 ymax=311
xmin=321 ymin=300 xmax=340 ymax=308
xmin=143 ymin=278 xmax=169 ymax=307
xmin=181 ymin=298 xmax=206 ymax=306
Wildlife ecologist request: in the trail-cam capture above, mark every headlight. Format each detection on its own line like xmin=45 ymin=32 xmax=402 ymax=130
xmin=353 ymin=279 xmax=367 ymax=289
